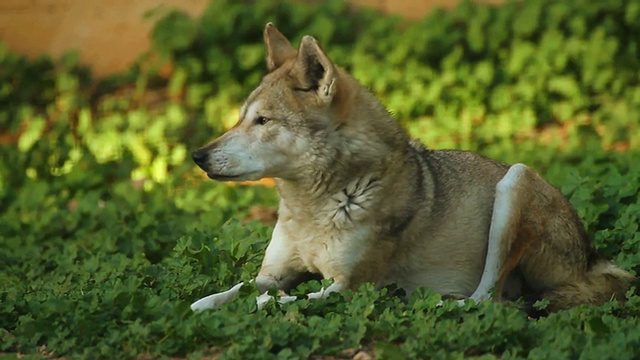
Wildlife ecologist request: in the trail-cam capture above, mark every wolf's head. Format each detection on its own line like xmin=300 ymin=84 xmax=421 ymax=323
xmin=192 ymin=23 xmax=346 ymax=182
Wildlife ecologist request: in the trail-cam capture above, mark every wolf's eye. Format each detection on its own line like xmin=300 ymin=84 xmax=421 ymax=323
xmin=254 ymin=116 xmax=270 ymax=125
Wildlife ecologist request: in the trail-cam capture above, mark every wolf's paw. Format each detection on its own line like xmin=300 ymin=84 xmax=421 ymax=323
xmin=436 ymin=298 xmax=474 ymax=308
xmin=190 ymin=293 xmax=227 ymax=311
xmin=190 ymin=282 xmax=244 ymax=311
xmin=256 ymin=292 xmax=273 ymax=309
xmin=256 ymin=292 xmax=298 ymax=309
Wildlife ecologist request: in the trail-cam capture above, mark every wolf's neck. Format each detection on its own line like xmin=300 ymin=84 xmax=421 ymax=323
xmin=275 ymin=74 xmax=412 ymax=210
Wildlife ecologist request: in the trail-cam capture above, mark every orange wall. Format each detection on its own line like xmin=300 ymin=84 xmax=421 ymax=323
xmin=0 ymin=0 xmax=209 ymax=77
xmin=0 ymin=0 xmax=499 ymax=78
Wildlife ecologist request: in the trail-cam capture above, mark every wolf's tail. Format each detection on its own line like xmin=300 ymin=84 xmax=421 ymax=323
xmin=543 ymin=261 xmax=635 ymax=312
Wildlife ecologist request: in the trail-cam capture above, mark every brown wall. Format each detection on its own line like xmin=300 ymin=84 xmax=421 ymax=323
xmin=0 ymin=0 xmax=500 ymax=78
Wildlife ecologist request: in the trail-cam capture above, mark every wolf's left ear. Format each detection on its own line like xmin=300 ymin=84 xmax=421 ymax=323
xmin=264 ymin=23 xmax=296 ymax=72
xmin=295 ymin=36 xmax=337 ymax=104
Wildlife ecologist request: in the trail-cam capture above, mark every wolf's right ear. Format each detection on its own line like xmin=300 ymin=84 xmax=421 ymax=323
xmin=264 ymin=23 xmax=296 ymax=72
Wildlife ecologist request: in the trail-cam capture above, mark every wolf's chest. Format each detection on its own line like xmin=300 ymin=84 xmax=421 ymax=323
xmin=278 ymin=174 xmax=383 ymax=275
xmin=289 ymin=221 xmax=374 ymax=278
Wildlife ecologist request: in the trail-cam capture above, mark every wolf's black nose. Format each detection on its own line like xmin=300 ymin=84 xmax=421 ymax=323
xmin=192 ymin=149 xmax=207 ymax=165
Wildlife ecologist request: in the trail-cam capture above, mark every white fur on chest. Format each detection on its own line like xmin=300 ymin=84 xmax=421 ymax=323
xmin=278 ymin=174 xmax=381 ymax=277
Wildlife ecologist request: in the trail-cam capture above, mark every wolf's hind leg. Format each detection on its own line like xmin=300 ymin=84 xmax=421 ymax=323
xmin=468 ymin=163 xmax=532 ymax=303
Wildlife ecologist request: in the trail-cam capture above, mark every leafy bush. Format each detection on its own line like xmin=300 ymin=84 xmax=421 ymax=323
xmin=1 ymin=0 xmax=639 ymax=358
xmin=145 ymin=0 xmax=640 ymax=151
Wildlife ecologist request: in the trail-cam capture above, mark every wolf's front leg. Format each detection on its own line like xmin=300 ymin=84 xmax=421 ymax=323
xmin=249 ymin=220 xmax=317 ymax=309
xmin=192 ymin=221 xmax=308 ymax=311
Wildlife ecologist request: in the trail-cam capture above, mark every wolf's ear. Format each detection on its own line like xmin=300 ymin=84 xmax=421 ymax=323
xmin=295 ymin=36 xmax=337 ymax=104
xmin=264 ymin=23 xmax=296 ymax=72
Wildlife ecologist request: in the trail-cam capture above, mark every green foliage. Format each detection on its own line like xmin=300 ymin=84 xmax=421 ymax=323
xmin=142 ymin=0 xmax=640 ymax=151
xmin=1 ymin=0 xmax=640 ymax=358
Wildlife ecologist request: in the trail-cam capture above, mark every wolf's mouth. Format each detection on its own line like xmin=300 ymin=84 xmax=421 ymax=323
xmin=207 ymin=173 xmax=240 ymax=181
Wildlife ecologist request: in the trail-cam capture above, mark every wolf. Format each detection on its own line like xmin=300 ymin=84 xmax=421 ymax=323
xmin=190 ymin=23 xmax=634 ymax=313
